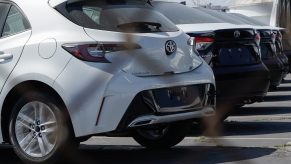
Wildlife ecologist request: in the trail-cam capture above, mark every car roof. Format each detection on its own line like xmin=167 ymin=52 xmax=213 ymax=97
xmin=152 ymin=1 xmax=226 ymax=24
xmin=195 ymin=7 xmax=248 ymax=25
xmin=49 ymin=0 xmax=148 ymax=7
xmin=228 ymin=13 xmax=267 ymax=26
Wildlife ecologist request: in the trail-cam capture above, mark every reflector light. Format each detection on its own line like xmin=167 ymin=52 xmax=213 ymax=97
xmin=62 ymin=42 xmax=141 ymax=63
xmin=195 ymin=37 xmax=215 ymax=51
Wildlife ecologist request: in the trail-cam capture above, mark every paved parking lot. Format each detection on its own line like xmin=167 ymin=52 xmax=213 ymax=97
xmin=2 ymin=76 xmax=291 ymax=164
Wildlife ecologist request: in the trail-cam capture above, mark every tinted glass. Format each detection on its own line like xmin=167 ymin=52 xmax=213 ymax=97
xmin=2 ymin=6 xmax=30 ymax=37
xmin=152 ymin=2 xmax=223 ymax=24
xmin=229 ymin=13 xmax=267 ymax=26
xmin=67 ymin=3 xmax=178 ymax=33
xmin=0 ymin=3 xmax=10 ymax=35
xmin=196 ymin=7 xmax=246 ymax=25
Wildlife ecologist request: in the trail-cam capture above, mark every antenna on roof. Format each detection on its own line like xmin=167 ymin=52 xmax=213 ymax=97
xmin=180 ymin=1 xmax=186 ymax=5
xmin=147 ymin=0 xmax=153 ymax=6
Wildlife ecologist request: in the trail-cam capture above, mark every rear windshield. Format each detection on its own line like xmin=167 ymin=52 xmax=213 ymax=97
xmin=229 ymin=13 xmax=267 ymax=26
xmin=196 ymin=8 xmax=247 ymax=25
xmin=152 ymin=2 xmax=223 ymax=24
xmin=57 ymin=2 xmax=179 ymax=33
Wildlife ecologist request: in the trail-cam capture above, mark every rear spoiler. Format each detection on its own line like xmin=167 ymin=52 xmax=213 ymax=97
xmin=67 ymin=0 xmax=82 ymax=5
xmin=67 ymin=0 xmax=151 ymax=5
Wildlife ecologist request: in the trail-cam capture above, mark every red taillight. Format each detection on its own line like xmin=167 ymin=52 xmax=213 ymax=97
xmin=277 ymin=32 xmax=283 ymax=41
xmin=255 ymin=32 xmax=261 ymax=46
xmin=271 ymin=33 xmax=277 ymax=43
xmin=62 ymin=42 xmax=141 ymax=63
xmin=195 ymin=37 xmax=215 ymax=51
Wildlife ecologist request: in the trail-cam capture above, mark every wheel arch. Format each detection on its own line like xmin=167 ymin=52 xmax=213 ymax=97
xmin=1 ymin=80 xmax=75 ymax=143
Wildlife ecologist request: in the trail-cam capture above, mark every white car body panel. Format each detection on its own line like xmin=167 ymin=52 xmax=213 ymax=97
xmin=0 ymin=0 xmax=216 ymax=141
xmin=0 ymin=31 xmax=31 ymax=92
xmin=252 ymin=25 xmax=284 ymax=30
xmin=84 ymin=28 xmax=202 ymax=76
xmin=54 ymin=57 xmax=214 ymax=136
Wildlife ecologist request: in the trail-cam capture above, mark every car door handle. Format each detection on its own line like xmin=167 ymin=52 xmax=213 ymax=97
xmin=0 ymin=53 xmax=13 ymax=63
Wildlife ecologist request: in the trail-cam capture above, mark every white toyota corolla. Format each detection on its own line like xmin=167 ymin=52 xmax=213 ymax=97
xmin=0 ymin=0 xmax=215 ymax=163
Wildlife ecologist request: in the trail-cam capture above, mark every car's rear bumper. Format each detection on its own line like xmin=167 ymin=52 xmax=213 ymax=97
xmin=284 ymin=50 xmax=291 ymax=72
xmin=214 ymin=63 xmax=270 ymax=105
xmin=278 ymin=54 xmax=289 ymax=78
xmin=262 ymin=57 xmax=285 ymax=87
xmin=54 ymin=58 xmax=216 ymax=137
xmin=117 ymin=85 xmax=216 ymax=130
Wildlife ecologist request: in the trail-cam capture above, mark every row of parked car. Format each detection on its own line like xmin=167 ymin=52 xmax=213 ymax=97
xmin=153 ymin=1 xmax=291 ymax=120
xmin=0 ymin=0 xmax=290 ymax=163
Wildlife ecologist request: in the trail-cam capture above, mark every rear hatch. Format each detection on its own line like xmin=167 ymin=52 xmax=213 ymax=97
xmin=187 ymin=28 xmax=261 ymax=67
xmin=257 ymin=28 xmax=277 ymax=60
xmin=84 ymin=29 xmax=201 ymax=77
xmin=54 ymin=1 xmax=202 ymax=76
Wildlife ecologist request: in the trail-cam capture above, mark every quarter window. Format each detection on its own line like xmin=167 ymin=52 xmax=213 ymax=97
xmin=2 ymin=6 xmax=30 ymax=37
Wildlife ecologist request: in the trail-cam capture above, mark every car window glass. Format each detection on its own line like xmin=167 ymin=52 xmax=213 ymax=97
xmin=2 ymin=6 xmax=30 ymax=37
xmin=0 ymin=3 xmax=10 ymax=35
xmin=83 ymin=7 xmax=101 ymax=24
xmin=66 ymin=3 xmax=179 ymax=33
xmin=153 ymin=2 xmax=223 ymax=24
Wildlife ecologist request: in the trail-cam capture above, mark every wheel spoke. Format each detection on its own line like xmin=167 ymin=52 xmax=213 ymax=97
xmin=42 ymin=126 xmax=56 ymax=134
xmin=24 ymin=135 xmax=37 ymax=151
xmin=33 ymin=103 xmax=38 ymax=121
xmin=19 ymin=133 xmax=32 ymax=148
xmin=18 ymin=113 xmax=34 ymax=124
xmin=37 ymin=137 xmax=46 ymax=156
xmin=16 ymin=120 xmax=33 ymax=131
xmin=39 ymin=105 xmax=44 ymax=123
xmin=40 ymin=121 xmax=56 ymax=126
xmin=42 ymin=135 xmax=53 ymax=149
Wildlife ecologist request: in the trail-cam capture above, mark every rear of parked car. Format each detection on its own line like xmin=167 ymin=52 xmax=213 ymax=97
xmin=224 ymin=13 xmax=286 ymax=87
xmin=0 ymin=0 xmax=216 ymax=163
xmin=189 ymin=28 xmax=270 ymax=106
xmin=152 ymin=2 xmax=270 ymax=119
xmin=273 ymin=29 xmax=290 ymax=77
xmin=281 ymin=30 xmax=291 ymax=72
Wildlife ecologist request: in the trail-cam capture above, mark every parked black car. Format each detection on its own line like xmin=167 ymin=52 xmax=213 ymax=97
xmin=198 ymin=10 xmax=285 ymax=89
xmin=282 ymin=30 xmax=291 ymax=72
xmin=273 ymin=29 xmax=289 ymax=78
xmin=152 ymin=2 xmax=270 ymax=119
xmin=227 ymin=13 xmax=289 ymax=81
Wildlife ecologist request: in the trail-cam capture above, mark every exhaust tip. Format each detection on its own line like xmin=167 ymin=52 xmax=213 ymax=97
xmin=128 ymin=119 xmax=153 ymax=128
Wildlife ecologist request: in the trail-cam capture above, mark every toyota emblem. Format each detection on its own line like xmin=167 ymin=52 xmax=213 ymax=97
xmin=165 ymin=40 xmax=177 ymax=55
xmin=234 ymin=30 xmax=241 ymax=38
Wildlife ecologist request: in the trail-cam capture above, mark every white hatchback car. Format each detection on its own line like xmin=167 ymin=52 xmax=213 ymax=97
xmin=0 ymin=0 xmax=215 ymax=163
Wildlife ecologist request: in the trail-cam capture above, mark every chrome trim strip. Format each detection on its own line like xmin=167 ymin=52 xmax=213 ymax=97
xmin=142 ymin=84 xmax=211 ymax=113
xmin=128 ymin=106 xmax=215 ymax=128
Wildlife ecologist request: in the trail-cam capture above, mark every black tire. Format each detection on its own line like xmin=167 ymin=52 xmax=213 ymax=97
xmin=9 ymin=91 xmax=74 ymax=164
xmin=132 ymin=122 xmax=191 ymax=149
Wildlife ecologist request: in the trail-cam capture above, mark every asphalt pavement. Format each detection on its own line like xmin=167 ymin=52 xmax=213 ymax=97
xmin=2 ymin=75 xmax=291 ymax=164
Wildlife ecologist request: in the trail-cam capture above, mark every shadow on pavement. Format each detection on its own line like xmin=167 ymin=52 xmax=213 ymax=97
xmin=0 ymin=144 xmax=276 ymax=164
xmin=222 ymin=121 xmax=291 ymax=136
xmin=0 ymin=146 xmax=22 ymax=164
xmin=232 ymin=107 xmax=291 ymax=116
xmin=64 ymin=145 xmax=275 ymax=164
xmin=282 ymin=79 xmax=291 ymax=84
xmin=270 ymin=86 xmax=291 ymax=92
xmin=263 ymin=95 xmax=291 ymax=102
xmin=189 ymin=121 xmax=291 ymax=136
